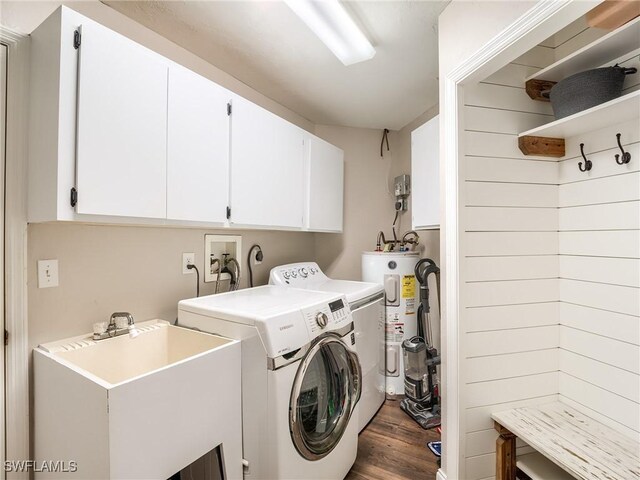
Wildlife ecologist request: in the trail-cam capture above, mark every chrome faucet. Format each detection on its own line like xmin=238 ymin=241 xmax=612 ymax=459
xmin=93 ymin=312 xmax=139 ymax=340
xmin=111 ymin=312 xmax=135 ymax=328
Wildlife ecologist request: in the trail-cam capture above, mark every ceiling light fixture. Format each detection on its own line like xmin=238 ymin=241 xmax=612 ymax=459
xmin=284 ymin=0 xmax=376 ymax=66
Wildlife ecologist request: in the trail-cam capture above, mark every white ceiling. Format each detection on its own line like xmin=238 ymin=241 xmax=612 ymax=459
xmin=104 ymin=1 xmax=449 ymax=130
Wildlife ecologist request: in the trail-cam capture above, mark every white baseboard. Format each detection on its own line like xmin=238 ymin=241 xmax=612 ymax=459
xmin=436 ymin=468 xmax=447 ymax=480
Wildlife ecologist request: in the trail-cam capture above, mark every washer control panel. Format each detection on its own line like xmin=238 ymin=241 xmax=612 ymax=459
xmin=270 ymin=262 xmax=325 ymax=287
xmin=315 ymin=312 xmax=328 ymax=328
xmin=301 ymin=296 xmax=352 ymax=336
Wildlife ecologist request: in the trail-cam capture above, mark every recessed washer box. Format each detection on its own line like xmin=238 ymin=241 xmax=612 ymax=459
xmin=204 ymin=234 xmax=242 ymax=283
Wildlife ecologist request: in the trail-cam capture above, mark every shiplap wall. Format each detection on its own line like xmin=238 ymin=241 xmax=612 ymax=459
xmin=558 ymin=119 xmax=640 ymax=440
xmin=460 ymin=21 xmax=640 ymax=480
xmin=462 ymin=45 xmax=557 ymax=480
xmin=552 ymin=25 xmax=640 ymax=442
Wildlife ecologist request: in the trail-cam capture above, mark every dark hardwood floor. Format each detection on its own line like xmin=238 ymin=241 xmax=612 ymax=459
xmin=346 ymin=399 xmax=441 ymax=480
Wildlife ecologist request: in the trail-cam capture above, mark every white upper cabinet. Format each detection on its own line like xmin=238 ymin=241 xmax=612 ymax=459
xmin=305 ymin=136 xmax=344 ymax=232
xmin=28 ymin=7 xmax=344 ymax=232
xmin=167 ymin=67 xmax=231 ymax=224
xmin=229 ymin=95 xmax=305 ymax=229
xmin=76 ymin=21 xmax=168 ymax=218
xmin=411 ymin=115 xmax=440 ymax=230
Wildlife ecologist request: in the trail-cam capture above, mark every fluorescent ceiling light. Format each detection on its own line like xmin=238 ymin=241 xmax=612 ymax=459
xmin=284 ymin=0 xmax=376 ymax=66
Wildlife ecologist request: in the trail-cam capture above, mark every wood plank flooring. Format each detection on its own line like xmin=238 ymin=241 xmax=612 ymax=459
xmin=345 ymin=399 xmax=441 ymax=480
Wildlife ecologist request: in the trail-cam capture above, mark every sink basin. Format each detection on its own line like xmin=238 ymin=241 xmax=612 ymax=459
xmin=34 ymin=320 xmax=242 ymax=479
xmin=46 ymin=320 xmax=230 ymax=386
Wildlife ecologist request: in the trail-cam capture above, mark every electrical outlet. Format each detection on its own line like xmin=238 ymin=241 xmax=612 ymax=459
xmin=38 ymin=259 xmax=59 ymax=288
xmin=182 ymin=253 xmax=195 ymax=274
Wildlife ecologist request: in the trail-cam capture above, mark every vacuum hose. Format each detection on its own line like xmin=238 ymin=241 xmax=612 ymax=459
xmin=415 ymin=258 xmax=441 ymax=347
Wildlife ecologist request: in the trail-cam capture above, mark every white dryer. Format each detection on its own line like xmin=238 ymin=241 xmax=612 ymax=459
xmin=178 ymin=286 xmax=361 ymax=480
xmin=269 ymin=262 xmax=385 ymax=432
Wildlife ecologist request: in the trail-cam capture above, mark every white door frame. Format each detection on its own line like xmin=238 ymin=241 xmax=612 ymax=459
xmin=0 ymin=26 xmax=30 ymax=480
xmin=438 ymin=1 xmax=600 ymax=479
xmin=0 ymin=41 xmax=7 ymax=480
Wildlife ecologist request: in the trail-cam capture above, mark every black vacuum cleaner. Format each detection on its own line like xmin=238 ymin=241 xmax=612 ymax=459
xmin=400 ymin=258 xmax=441 ymax=429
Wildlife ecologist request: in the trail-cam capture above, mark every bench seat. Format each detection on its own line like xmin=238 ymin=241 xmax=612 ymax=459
xmin=491 ymin=401 xmax=639 ymax=480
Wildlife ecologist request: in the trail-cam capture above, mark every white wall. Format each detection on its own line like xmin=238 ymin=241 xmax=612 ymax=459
xmin=557 ymin=119 xmax=640 ymax=439
xmin=554 ymin=32 xmax=640 ymax=438
xmin=460 ymin=51 xmax=558 ymax=480
xmin=454 ymin=16 xmax=640 ymax=480
xmin=437 ymin=2 xmax=548 ymax=478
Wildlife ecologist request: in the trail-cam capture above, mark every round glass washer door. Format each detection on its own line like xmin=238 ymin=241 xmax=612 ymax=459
xmin=289 ymin=332 xmax=362 ymax=461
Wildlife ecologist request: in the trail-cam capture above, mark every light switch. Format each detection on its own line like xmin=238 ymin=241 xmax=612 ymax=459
xmin=38 ymin=259 xmax=59 ymax=288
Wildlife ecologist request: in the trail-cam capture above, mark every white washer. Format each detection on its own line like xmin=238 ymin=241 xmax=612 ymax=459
xmin=269 ymin=262 xmax=385 ymax=432
xmin=178 ymin=286 xmax=361 ymax=480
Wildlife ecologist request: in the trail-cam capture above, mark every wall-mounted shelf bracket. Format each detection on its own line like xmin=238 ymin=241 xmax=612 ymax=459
xmin=518 ymin=136 xmax=565 ymax=157
xmin=525 ymin=79 xmax=556 ymax=102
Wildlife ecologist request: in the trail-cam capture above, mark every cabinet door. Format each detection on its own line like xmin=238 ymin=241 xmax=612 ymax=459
xmin=76 ymin=21 xmax=168 ymax=218
xmin=411 ymin=115 xmax=440 ymax=229
xmin=306 ymin=136 xmax=344 ymax=232
xmin=167 ymin=67 xmax=230 ymax=223
xmin=230 ymin=96 xmax=304 ymax=229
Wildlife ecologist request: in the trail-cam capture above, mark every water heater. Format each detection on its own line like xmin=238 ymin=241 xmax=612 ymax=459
xmin=362 ymin=251 xmax=419 ymax=396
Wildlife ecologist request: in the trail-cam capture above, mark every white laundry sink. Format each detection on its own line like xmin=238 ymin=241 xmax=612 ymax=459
xmin=34 ymin=320 xmax=243 ymax=480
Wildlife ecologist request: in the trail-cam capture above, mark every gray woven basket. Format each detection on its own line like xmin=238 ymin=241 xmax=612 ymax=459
xmin=544 ymin=65 xmax=637 ymax=119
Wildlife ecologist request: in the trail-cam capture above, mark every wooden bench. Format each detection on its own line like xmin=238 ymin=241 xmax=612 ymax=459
xmin=491 ymin=402 xmax=640 ymax=480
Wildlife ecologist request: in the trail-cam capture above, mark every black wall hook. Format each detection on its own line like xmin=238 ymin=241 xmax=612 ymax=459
xmin=615 ymin=133 xmax=631 ymax=165
xmin=579 ymin=143 xmax=592 ymax=172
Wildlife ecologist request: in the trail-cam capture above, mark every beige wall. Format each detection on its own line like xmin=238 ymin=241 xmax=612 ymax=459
xmin=8 ymin=0 xmax=443 ymax=458
xmin=313 ymin=125 xmax=400 ymax=280
xmin=28 ymin=223 xmax=315 ymax=349
xmin=314 ymin=104 xmax=441 ymax=282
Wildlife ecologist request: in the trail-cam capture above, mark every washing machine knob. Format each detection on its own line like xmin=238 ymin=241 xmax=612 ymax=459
xmin=290 ymin=269 xmax=298 ymax=278
xmin=315 ymin=312 xmax=329 ymax=328
xmin=282 ymin=271 xmax=290 ymax=280
xmin=300 ymin=268 xmax=308 ymax=278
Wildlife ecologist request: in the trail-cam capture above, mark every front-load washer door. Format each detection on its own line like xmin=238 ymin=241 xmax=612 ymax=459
xmin=289 ymin=333 xmax=361 ymax=461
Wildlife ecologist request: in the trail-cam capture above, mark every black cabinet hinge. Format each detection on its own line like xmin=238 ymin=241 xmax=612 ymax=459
xmin=4 ymin=329 xmax=8 ymax=346
xmin=227 ymin=103 xmax=232 ymax=116
xmin=226 ymin=206 xmax=231 ymax=219
xmin=70 ymin=187 xmax=78 ymax=207
xmin=73 ymin=29 xmax=81 ymax=49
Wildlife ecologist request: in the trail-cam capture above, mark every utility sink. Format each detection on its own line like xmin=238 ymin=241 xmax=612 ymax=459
xmin=47 ymin=320 xmax=231 ymax=385
xmin=34 ymin=320 xmax=243 ymax=479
